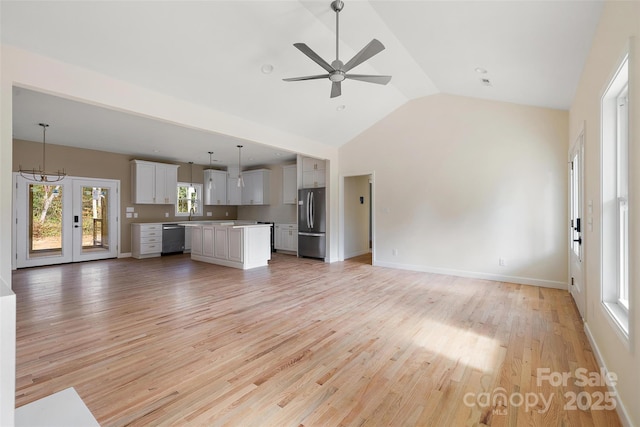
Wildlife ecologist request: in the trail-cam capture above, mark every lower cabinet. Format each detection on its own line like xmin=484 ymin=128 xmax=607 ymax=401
xmin=190 ymin=223 xmax=269 ymax=269
xmin=203 ymin=225 xmax=215 ymax=258
xmin=213 ymin=226 xmax=229 ymax=260
xmin=132 ymin=223 xmax=163 ymax=259
xmin=190 ymin=226 xmax=203 ymax=256
xmin=275 ymin=223 xmax=298 ymax=253
xmin=228 ymin=228 xmax=244 ymax=262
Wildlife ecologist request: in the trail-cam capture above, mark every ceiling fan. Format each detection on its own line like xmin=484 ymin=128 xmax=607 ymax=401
xmin=283 ymin=0 xmax=391 ymax=98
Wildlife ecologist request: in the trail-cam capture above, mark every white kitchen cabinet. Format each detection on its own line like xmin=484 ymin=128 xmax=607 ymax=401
xmin=203 ymin=169 xmax=227 ymax=205
xmin=241 ymin=169 xmax=271 ymax=205
xmin=190 ymin=226 xmax=203 ymax=256
xmin=228 ymin=228 xmax=244 ymax=262
xmin=226 ymin=166 xmax=242 ymax=205
xmin=213 ymin=226 xmax=229 ymax=259
xmin=190 ymin=223 xmax=270 ymax=269
xmin=302 ymin=157 xmax=326 ymax=189
xmin=202 ymin=225 xmax=215 ymax=258
xmin=282 ymin=164 xmax=297 ymax=204
xmin=131 ymin=223 xmax=163 ymax=259
xmin=275 ymin=223 xmax=298 ymax=253
xmin=131 ymin=160 xmax=179 ymax=204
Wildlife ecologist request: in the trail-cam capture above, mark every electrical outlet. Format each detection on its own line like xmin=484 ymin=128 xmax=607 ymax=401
xmin=499 ymin=258 xmax=507 ymax=266
xmin=225 ymin=211 xmax=229 ymax=217
xmin=207 ymin=212 xmax=212 ymax=217
xmin=392 ymin=249 xmax=398 ymax=256
xmin=165 ymin=212 xmax=169 ymax=218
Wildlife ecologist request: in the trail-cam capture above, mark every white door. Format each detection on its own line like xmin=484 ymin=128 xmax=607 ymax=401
xmin=569 ymin=131 xmax=585 ymax=319
xmin=14 ymin=175 xmax=119 ymax=268
xmin=71 ymin=178 xmax=119 ymax=262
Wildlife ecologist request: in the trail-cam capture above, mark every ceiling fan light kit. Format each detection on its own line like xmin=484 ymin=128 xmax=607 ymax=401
xmin=283 ymin=0 xmax=391 ymax=98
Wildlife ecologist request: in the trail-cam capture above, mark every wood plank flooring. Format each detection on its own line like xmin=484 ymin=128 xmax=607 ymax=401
xmin=12 ymin=253 xmax=621 ymax=426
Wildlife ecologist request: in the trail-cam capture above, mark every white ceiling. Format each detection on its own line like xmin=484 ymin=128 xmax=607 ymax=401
xmin=2 ymin=0 xmax=603 ymax=168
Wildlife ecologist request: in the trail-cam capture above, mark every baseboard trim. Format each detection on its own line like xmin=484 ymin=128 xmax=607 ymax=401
xmin=583 ymin=322 xmax=633 ymax=427
xmin=345 ymin=249 xmax=370 ymax=259
xmin=373 ymin=260 xmax=566 ymax=289
xmin=118 ymin=252 xmax=132 ymax=258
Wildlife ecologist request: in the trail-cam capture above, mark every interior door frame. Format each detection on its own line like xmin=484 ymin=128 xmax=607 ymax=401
xmin=12 ymin=174 xmax=120 ymax=269
xmin=339 ymin=172 xmax=375 ymax=263
xmin=569 ymin=124 xmax=586 ymax=319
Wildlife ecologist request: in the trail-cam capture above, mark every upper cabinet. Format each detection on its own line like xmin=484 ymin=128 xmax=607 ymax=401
xmin=226 ymin=166 xmax=242 ymax=205
xmin=302 ymin=157 xmax=326 ymax=188
xmin=282 ymin=164 xmax=297 ymax=204
xmin=203 ymin=169 xmax=227 ymax=206
xmin=241 ymin=169 xmax=271 ymax=205
xmin=131 ymin=160 xmax=179 ymax=204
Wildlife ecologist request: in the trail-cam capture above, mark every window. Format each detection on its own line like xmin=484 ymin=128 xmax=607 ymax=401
xmin=176 ymin=182 xmax=202 ymax=217
xmin=601 ymin=53 xmax=630 ymax=337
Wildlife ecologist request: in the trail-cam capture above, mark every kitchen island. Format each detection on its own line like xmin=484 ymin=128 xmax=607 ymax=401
xmin=184 ymin=222 xmax=272 ymax=270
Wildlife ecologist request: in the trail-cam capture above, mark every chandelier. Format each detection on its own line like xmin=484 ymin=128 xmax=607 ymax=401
xmin=18 ymin=123 xmax=66 ymax=182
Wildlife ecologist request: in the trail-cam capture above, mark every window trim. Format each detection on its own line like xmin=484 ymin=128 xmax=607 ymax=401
xmin=600 ymin=48 xmax=631 ymax=341
xmin=176 ymin=182 xmax=203 ymax=217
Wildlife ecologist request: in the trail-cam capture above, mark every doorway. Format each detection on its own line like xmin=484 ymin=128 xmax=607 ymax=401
xmin=14 ymin=175 xmax=120 ymax=268
xmin=569 ymin=129 xmax=585 ymax=319
xmin=343 ymin=174 xmax=373 ymax=264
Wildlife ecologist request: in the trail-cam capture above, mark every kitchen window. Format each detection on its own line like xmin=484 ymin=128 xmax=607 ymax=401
xmin=601 ymin=51 xmax=630 ymax=338
xmin=176 ymin=183 xmax=203 ymax=217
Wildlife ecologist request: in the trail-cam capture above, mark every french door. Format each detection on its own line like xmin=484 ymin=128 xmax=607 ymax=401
xmin=14 ymin=175 xmax=120 ymax=268
xmin=569 ymin=130 xmax=585 ymax=319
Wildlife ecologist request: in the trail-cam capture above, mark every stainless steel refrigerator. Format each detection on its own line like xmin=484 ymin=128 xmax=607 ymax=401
xmin=298 ymin=187 xmax=326 ymax=259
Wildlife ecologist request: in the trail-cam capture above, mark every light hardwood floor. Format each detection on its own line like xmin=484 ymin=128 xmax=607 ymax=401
xmin=13 ymin=253 xmax=620 ymax=426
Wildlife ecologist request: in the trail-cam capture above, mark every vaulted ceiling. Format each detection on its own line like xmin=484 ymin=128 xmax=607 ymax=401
xmin=3 ymin=1 xmax=603 ymax=167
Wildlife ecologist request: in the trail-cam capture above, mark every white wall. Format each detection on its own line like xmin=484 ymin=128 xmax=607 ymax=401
xmin=344 ymin=175 xmax=370 ymax=258
xmin=569 ymin=1 xmax=640 ymax=425
xmin=340 ymin=93 xmax=569 ymax=288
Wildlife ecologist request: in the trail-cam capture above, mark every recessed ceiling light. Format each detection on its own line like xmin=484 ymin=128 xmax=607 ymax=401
xmin=261 ymin=64 xmax=274 ymax=74
xmin=475 ymin=67 xmax=488 ymax=74
xmin=336 ymin=105 xmax=346 ymax=111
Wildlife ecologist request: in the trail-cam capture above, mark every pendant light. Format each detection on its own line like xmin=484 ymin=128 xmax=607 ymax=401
xmin=188 ymin=161 xmax=195 ymax=192
xmin=237 ymin=145 xmax=245 ymax=188
xmin=18 ymin=123 xmax=66 ymax=182
xmin=207 ymin=151 xmax=215 ymax=191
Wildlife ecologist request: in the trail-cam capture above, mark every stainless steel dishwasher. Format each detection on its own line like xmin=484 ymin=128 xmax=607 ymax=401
xmin=161 ymin=224 xmax=185 ymax=255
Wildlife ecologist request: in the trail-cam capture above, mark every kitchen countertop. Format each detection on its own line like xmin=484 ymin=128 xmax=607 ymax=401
xmin=132 ymin=220 xmax=262 ymax=227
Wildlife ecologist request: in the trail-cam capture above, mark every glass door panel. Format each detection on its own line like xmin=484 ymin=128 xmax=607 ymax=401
xmin=80 ymin=186 xmax=110 ymax=254
xmin=28 ymin=183 xmax=64 ymax=257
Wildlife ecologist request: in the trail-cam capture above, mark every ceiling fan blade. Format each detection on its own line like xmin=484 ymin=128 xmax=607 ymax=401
xmin=283 ymin=74 xmax=330 ymax=82
xmin=345 ymin=74 xmax=392 ymax=85
xmin=330 ymin=81 xmax=342 ymax=98
xmin=293 ymin=43 xmax=335 ymax=73
xmin=342 ymin=39 xmax=385 ymax=72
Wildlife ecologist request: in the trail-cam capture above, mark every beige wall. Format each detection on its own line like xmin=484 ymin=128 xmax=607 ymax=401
xmin=569 ymin=1 xmax=640 ymax=424
xmin=344 ymin=175 xmax=370 ymax=258
xmin=340 ymin=93 xmax=569 ymax=287
xmin=13 ymin=139 xmax=238 ymax=254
